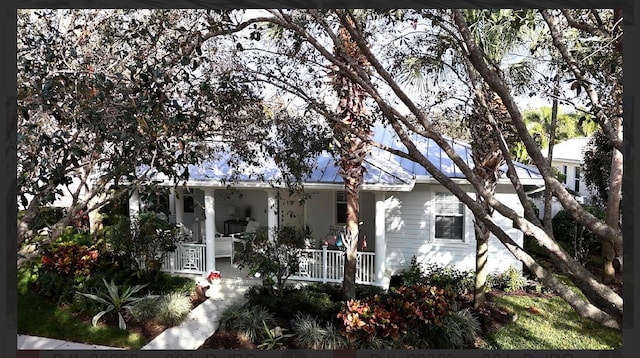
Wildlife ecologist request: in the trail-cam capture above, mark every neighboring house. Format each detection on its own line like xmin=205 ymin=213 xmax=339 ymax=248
xmin=130 ymin=125 xmax=544 ymax=287
xmin=543 ymin=137 xmax=594 ymax=201
xmin=533 ymin=137 xmax=596 ymax=219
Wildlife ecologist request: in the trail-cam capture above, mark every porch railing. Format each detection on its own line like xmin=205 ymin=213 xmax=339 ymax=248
xmin=290 ymin=246 xmax=376 ymax=285
xmin=159 ymin=242 xmax=207 ymax=274
xmin=155 ymin=243 xmax=377 ymax=285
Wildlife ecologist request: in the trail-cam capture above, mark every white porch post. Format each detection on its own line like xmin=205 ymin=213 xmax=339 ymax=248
xmin=374 ymin=192 xmax=387 ymax=287
xmin=267 ymin=190 xmax=278 ymax=242
xmin=174 ymin=188 xmax=184 ymax=225
xmin=129 ymin=188 xmax=140 ymax=221
xmin=204 ymin=188 xmax=216 ymax=272
xmin=169 ymin=187 xmax=175 ymax=220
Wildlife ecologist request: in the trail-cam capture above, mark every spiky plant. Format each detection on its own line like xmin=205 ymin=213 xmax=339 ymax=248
xmin=130 ymin=293 xmax=161 ymax=322
xmin=155 ymin=292 xmax=192 ymax=327
xmin=292 ymin=313 xmax=347 ymax=349
xmin=218 ymin=304 xmax=276 ymax=342
xmin=76 ymin=278 xmax=148 ymax=330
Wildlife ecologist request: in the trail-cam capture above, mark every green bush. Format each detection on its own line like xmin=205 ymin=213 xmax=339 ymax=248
xmin=155 ymin=292 xmax=191 ymax=327
xmin=487 ymin=266 xmax=526 ymax=293
xmin=422 ymin=263 xmax=474 ymax=296
xmin=286 ymin=288 xmax=342 ymax=323
xmin=130 ymin=294 xmax=161 ymax=322
xmin=104 ymin=212 xmax=183 ymax=276
xmin=292 ymin=313 xmax=346 ymax=349
xmin=438 ymin=308 xmax=481 ymax=348
xmin=400 ymin=256 xmax=424 ymax=287
xmin=234 ymin=225 xmax=307 ymax=295
xmin=76 ymin=279 xmax=149 ymax=330
xmin=552 ymin=205 xmax=605 ymax=265
xmin=218 ymin=303 xmax=276 ymax=342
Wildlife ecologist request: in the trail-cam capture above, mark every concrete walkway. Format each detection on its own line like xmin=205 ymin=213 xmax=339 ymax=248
xmin=141 ymin=277 xmax=254 ymax=350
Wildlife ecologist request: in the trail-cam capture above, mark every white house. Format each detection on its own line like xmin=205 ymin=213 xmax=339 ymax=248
xmin=543 ymin=137 xmax=594 ymax=200
xmin=130 ymin=125 xmax=544 ymax=287
xmin=533 ymin=137 xmax=596 ymax=219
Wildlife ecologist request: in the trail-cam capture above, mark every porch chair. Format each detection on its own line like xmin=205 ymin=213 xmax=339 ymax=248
xmin=230 ymin=220 xmax=260 ymax=264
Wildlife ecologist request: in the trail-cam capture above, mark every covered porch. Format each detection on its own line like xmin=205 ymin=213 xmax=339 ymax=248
xmin=156 ymin=242 xmax=377 ymax=284
xmin=128 ymin=186 xmax=389 ymax=286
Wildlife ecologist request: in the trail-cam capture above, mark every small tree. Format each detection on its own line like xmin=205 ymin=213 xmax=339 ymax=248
xmin=104 ymin=211 xmax=182 ymax=278
xmin=234 ymin=225 xmax=308 ymax=295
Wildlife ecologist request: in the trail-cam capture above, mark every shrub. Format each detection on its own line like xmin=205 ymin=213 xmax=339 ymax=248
xmin=400 ymin=256 xmax=424 ymax=287
xmin=292 ymin=313 xmax=347 ymax=349
xmin=36 ymin=237 xmax=100 ymax=303
xmin=286 ymin=288 xmax=342 ymax=322
xmin=245 ymin=285 xmax=287 ymax=314
xmin=104 ymin=212 xmax=183 ymax=276
xmin=489 ymin=266 xmax=526 ymax=293
xmin=155 ymin=292 xmax=192 ymax=327
xmin=422 ymin=263 xmax=474 ymax=296
xmin=552 ymin=205 xmax=605 ymax=265
xmin=130 ymin=294 xmax=161 ymax=322
xmin=218 ymin=303 xmax=276 ymax=342
xmin=76 ymin=278 xmax=149 ymax=330
xmin=234 ymin=225 xmax=307 ymax=295
xmin=356 ymin=284 xmax=387 ymax=300
xmin=438 ymin=308 xmax=481 ymax=348
xmin=337 ymin=284 xmax=457 ymax=347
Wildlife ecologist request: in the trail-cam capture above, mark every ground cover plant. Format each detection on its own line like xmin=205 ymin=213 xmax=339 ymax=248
xmin=200 ymin=261 xmax=622 ymax=350
xmin=17 ymin=219 xmax=204 ymax=348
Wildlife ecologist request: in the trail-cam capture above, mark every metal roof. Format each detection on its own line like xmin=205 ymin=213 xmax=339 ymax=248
xmin=151 ymin=123 xmax=543 ymax=189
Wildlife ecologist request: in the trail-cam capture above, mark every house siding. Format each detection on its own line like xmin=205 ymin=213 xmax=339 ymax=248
xmin=384 ymin=184 xmax=523 ymax=276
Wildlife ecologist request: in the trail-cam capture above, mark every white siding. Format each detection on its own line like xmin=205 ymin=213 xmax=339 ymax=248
xmin=385 ymin=184 xmax=523 ymax=276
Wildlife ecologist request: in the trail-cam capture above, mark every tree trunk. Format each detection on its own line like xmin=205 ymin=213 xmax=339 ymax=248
xmin=543 ymin=73 xmax=561 ymax=235
xmin=342 ymin=189 xmax=360 ymax=300
xmin=602 ymin=117 xmax=623 ymax=284
xmin=473 ymin=220 xmax=490 ymax=309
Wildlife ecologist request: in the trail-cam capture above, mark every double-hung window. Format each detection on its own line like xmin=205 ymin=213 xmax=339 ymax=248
xmin=434 ymin=192 xmax=465 ymax=241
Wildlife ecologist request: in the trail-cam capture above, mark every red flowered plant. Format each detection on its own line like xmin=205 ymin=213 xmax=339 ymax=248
xmin=40 ymin=242 xmax=99 ymax=275
xmin=207 ymin=270 xmax=222 ymax=282
xmin=336 ymin=284 xmax=457 ymax=346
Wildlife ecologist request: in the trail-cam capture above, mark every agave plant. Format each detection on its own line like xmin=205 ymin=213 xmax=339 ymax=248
xmin=76 ymin=278 xmax=150 ymax=330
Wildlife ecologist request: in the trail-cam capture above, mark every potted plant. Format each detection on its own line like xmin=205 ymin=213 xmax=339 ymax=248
xmin=207 ymin=270 xmax=222 ymax=284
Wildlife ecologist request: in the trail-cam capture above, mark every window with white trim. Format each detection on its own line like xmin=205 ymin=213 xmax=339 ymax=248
xmin=336 ymin=191 xmax=347 ymax=224
xmin=434 ymin=192 xmax=464 ymax=241
xmin=562 ymin=165 xmax=568 ymax=184
xmin=574 ymin=166 xmax=581 ymax=192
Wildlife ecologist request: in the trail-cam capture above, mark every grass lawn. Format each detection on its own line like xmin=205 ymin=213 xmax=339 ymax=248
xmin=483 ymin=292 xmax=622 ymax=350
xmin=17 ymin=277 xmax=148 ymax=349
xmin=17 ymin=268 xmax=196 ymax=349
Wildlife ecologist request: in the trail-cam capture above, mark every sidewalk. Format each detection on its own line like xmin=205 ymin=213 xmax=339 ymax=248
xmin=17 ymin=334 xmax=124 ymax=350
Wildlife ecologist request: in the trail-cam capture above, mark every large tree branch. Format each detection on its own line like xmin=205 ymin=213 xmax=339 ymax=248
xmin=453 ymin=9 xmax=622 ymax=249
xmin=540 ymin=10 xmax=622 ymax=152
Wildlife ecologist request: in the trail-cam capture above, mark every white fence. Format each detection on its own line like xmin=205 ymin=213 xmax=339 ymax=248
xmin=159 ymin=243 xmax=207 ymax=274
xmin=291 ymin=246 xmax=376 ymax=285
xmin=156 ymin=243 xmax=376 ymax=285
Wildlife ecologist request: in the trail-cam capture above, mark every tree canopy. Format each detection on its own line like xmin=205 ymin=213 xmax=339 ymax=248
xmin=17 ymin=8 xmax=624 ymax=329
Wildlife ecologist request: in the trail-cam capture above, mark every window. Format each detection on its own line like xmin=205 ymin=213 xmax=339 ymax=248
xmin=434 ymin=192 xmax=464 ymax=241
xmin=336 ymin=191 xmax=347 ymax=224
xmin=184 ymin=192 xmax=194 ymax=213
xmin=574 ymin=167 xmax=581 ymax=192
xmin=562 ymin=165 xmax=568 ymax=184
